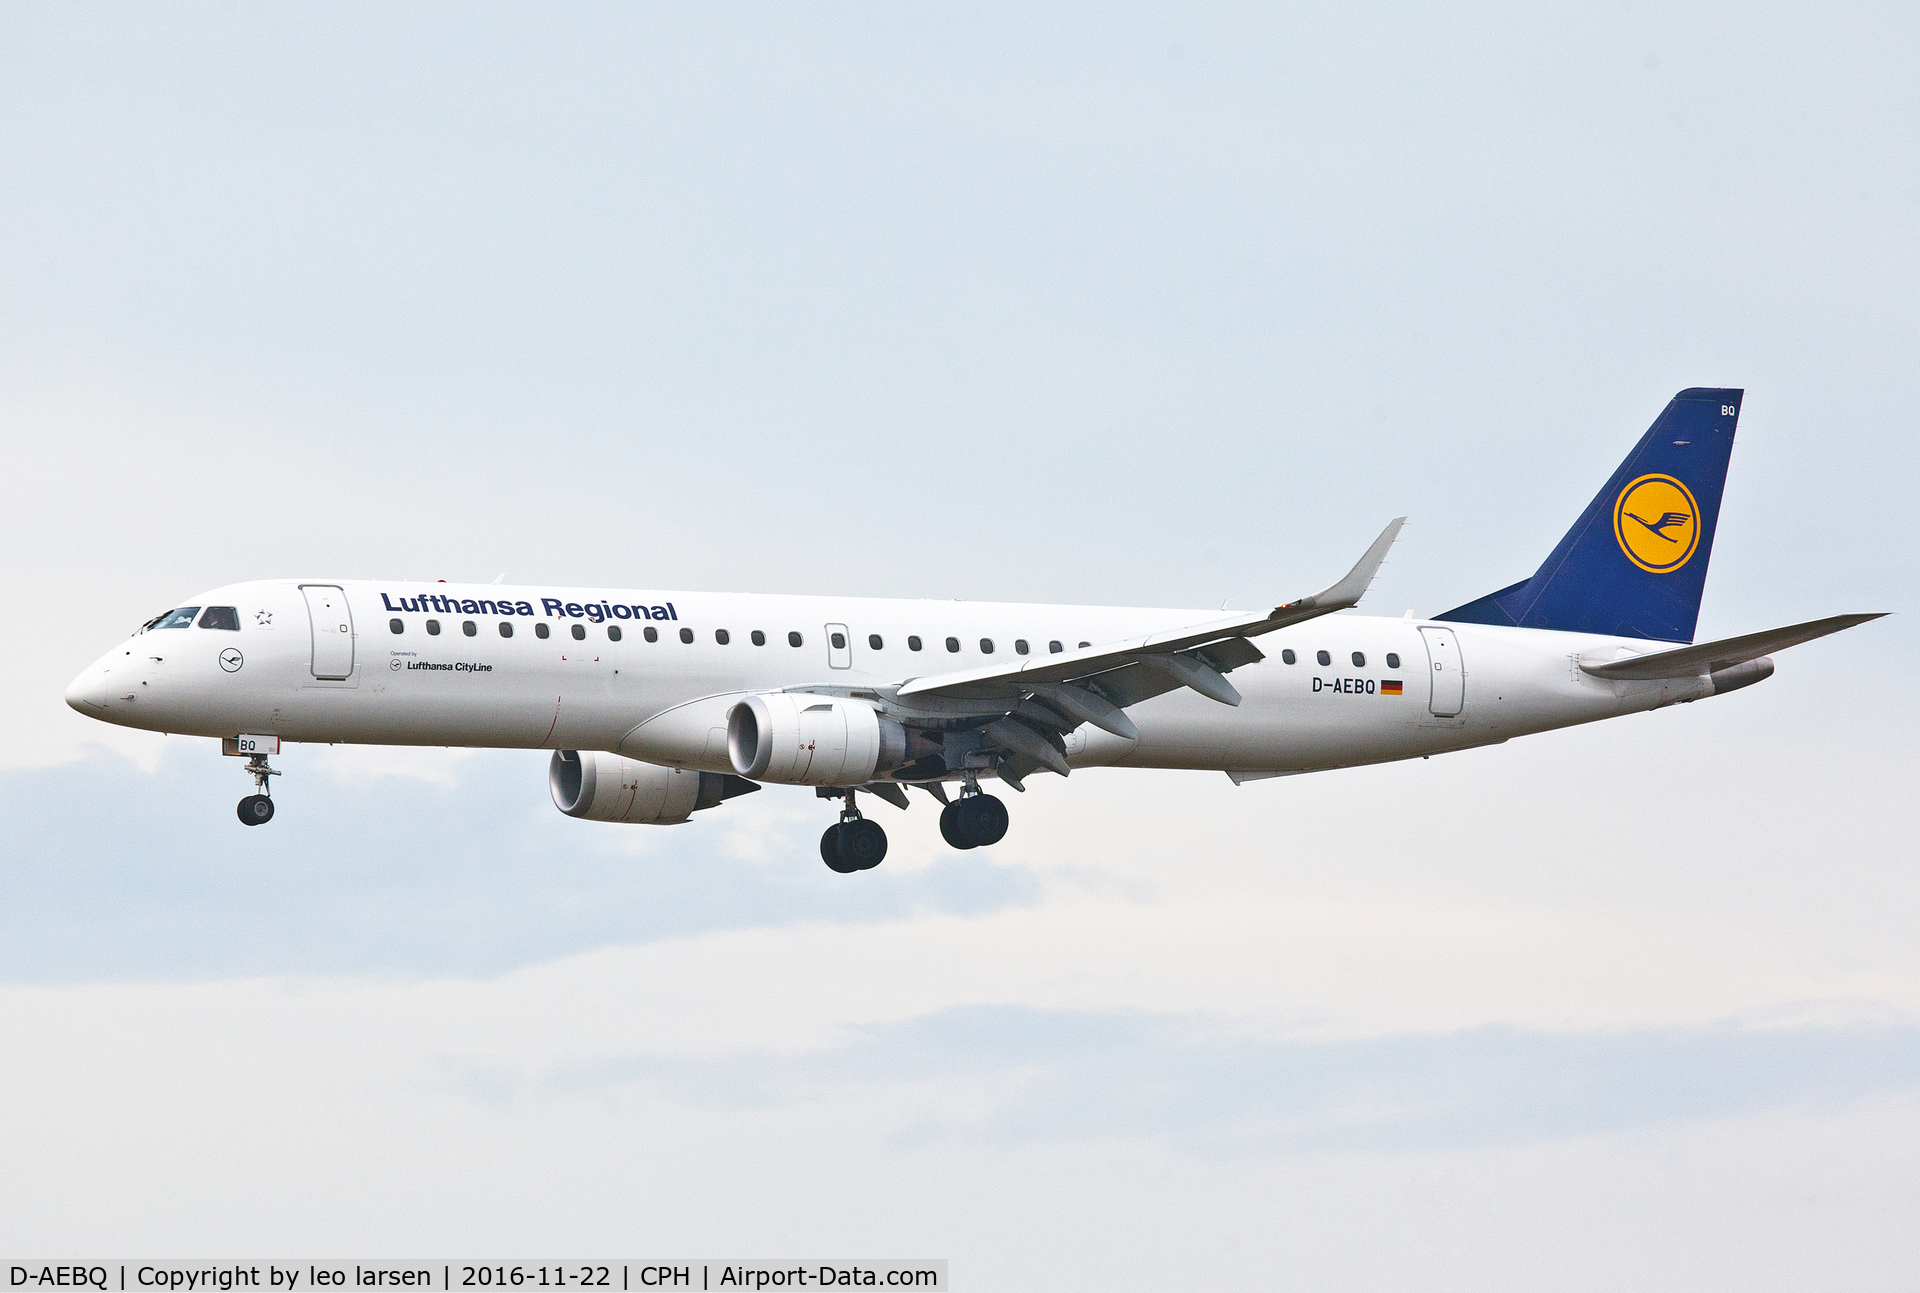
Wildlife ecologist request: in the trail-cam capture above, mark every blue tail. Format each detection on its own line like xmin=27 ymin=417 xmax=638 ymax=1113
xmin=1435 ymin=388 xmax=1742 ymax=643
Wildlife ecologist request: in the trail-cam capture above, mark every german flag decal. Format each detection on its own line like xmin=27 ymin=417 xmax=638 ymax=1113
xmin=1380 ymin=679 xmax=1403 ymax=696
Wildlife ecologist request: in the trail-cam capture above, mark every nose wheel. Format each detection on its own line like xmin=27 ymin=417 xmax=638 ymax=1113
xmin=237 ymin=752 xmax=280 ymax=827
xmin=820 ymin=791 xmax=888 ymax=873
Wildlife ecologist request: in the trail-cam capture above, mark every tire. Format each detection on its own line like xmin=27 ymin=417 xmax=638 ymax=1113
xmin=969 ymin=794 xmax=1009 ymax=846
xmin=237 ymin=794 xmax=275 ymax=826
xmin=820 ymin=823 xmax=858 ymax=873
xmin=939 ymin=801 xmax=977 ymax=850
xmin=836 ymin=818 xmax=888 ymax=871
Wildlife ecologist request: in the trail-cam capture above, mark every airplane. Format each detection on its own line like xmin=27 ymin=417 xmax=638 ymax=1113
xmin=65 ymin=388 xmax=1883 ymax=873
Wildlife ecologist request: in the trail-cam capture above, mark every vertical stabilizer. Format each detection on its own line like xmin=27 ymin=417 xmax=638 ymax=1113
xmin=1435 ymin=389 xmax=1741 ymax=643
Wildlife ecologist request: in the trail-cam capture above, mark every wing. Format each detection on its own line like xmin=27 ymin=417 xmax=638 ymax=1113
xmin=872 ymin=518 xmax=1405 ymax=787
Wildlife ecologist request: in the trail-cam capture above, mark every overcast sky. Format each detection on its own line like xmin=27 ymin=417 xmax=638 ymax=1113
xmin=2 ymin=2 xmax=1916 ymax=1287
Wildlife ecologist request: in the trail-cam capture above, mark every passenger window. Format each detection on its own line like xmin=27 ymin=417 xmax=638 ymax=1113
xmin=427 ymin=620 xmax=441 ymax=636
xmin=197 ymin=606 xmax=240 ymax=631
xmin=608 ymin=625 xmax=622 ymax=642
xmin=1015 ymin=639 xmax=1029 ymax=655
xmin=389 ymin=619 xmax=404 ymax=635
xmin=1352 ymin=651 xmax=1366 ymax=667
xmin=1316 ymin=650 xmax=1331 ymax=666
xmin=908 ymin=636 xmax=922 ymax=652
xmin=980 ymin=638 xmax=994 ymax=654
xmin=644 ymin=626 xmax=658 ymax=642
xmin=831 ymin=632 xmax=846 ymax=649
xmin=499 ymin=622 xmax=513 ymax=638
xmin=716 ymin=629 xmax=730 ymax=645
xmin=535 ymin=623 xmax=549 ymax=639
xmin=788 ymin=631 xmax=803 ymax=647
xmin=571 ymin=624 xmax=586 ymax=640
xmin=1049 ymin=641 xmax=1063 ymax=653
xmin=1079 ymin=641 xmax=1091 ymax=649
xmin=679 ymin=628 xmax=694 ymax=644
xmin=945 ymin=637 xmax=960 ymax=653
xmin=1386 ymin=652 xmax=1400 ymax=669
xmin=868 ymin=634 xmax=883 ymax=650
xmin=751 ymin=630 xmax=766 ymax=646
xmin=1282 ymin=649 xmax=1296 ymax=665
xmin=151 ymin=607 xmax=200 ymax=630
xmin=463 ymin=621 xmax=477 ymax=637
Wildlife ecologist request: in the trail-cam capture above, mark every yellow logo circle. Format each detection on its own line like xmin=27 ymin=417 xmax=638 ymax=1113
xmin=1613 ymin=474 xmax=1700 ymax=573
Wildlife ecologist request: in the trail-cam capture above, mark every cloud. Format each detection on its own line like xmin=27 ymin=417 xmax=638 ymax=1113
xmin=499 ymin=1005 xmax=1920 ymax=1153
xmin=0 ymin=746 xmax=1039 ymax=983
xmin=5 ymin=961 xmax=1919 ymax=1279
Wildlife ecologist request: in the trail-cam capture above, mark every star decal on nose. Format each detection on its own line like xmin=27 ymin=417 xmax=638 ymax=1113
xmin=254 ymin=609 xmax=273 ymax=626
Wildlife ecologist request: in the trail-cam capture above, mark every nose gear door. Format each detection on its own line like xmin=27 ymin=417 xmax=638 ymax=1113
xmin=825 ymin=622 xmax=852 ymax=669
xmin=1418 ymin=625 xmax=1464 ymax=717
xmin=301 ymin=585 xmax=356 ymax=679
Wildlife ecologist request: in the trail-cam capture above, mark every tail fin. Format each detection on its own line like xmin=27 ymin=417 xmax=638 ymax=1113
xmin=1435 ymin=388 xmax=1742 ymax=643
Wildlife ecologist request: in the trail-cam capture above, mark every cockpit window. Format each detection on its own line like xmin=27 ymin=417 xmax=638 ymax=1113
xmin=147 ymin=607 xmax=200 ymax=631
xmin=197 ymin=606 xmax=240 ymax=631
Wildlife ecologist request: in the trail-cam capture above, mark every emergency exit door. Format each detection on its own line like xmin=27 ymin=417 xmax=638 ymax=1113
xmin=302 ymin=585 xmax=356 ymax=679
xmin=825 ymin=622 xmax=852 ymax=669
xmin=1418 ymin=625 xmax=1464 ymax=717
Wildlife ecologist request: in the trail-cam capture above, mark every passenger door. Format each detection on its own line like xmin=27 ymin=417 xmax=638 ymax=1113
xmin=301 ymin=585 xmax=356 ymax=680
xmin=1418 ymin=625 xmax=1464 ymax=717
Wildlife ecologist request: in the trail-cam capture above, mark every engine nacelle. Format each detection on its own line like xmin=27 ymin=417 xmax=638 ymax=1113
xmin=549 ymin=750 xmax=759 ymax=824
xmin=727 ymin=693 xmax=908 ymax=787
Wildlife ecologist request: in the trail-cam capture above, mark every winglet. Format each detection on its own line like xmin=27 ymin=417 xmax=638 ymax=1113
xmin=1270 ymin=518 xmax=1406 ymax=618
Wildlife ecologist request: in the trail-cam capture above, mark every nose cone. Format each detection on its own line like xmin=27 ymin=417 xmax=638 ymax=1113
xmin=65 ymin=663 xmax=113 ymax=717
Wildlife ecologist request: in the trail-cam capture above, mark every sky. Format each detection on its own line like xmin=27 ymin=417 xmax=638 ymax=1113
xmin=1 ymin=2 xmax=1917 ymax=1287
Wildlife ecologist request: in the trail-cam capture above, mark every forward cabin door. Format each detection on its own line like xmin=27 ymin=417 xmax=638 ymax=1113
xmin=301 ymin=585 xmax=356 ymax=679
xmin=825 ymin=622 xmax=852 ymax=669
xmin=1419 ymin=625 xmax=1464 ymax=717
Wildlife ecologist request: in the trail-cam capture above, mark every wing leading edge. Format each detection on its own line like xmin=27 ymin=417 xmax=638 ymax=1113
xmin=897 ymin=518 xmax=1406 ymax=706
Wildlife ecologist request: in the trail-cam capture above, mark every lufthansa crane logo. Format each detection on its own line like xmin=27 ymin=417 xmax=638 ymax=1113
xmin=219 ymin=648 xmax=245 ymax=673
xmin=1613 ymin=474 xmax=1701 ymax=573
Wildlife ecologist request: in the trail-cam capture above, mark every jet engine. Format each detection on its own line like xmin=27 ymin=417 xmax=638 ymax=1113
xmin=727 ymin=694 xmax=908 ymax=786
xmin=549 ymin=750 xmax=758 ymax=824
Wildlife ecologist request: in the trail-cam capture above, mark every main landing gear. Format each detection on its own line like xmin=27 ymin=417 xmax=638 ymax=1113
xmin=940 ymin=786 xmax=1008 ymax=850
xmin=820 ymin=790 xmax=888 ymax=874
xmin=816 ymin=777 xmax=1010 ymax=874
xmin=236 ymin=752 xmax=279 ymax=826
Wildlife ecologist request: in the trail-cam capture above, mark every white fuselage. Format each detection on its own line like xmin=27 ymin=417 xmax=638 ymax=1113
xmin=65 ymin=578 xmax=1714 ymax=778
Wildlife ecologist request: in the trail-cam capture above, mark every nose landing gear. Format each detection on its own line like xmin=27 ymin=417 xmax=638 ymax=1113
xmin=820 ymin=790 xmax=888 ymax=873
xmin=236 ymin=753 xmax=280 ymax=826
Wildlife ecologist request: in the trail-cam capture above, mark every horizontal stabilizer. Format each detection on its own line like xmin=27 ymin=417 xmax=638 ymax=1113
xmin=1579 ymin=613 xmax=1886 ymax=680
